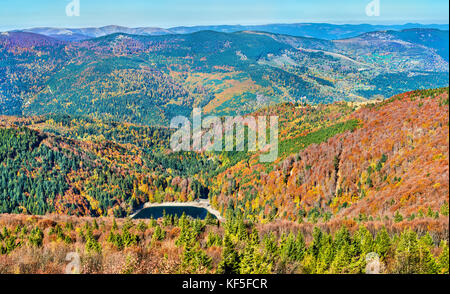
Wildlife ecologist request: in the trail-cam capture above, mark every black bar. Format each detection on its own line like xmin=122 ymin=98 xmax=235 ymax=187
xmin=1 ymin=274 xmax=449 ymax=292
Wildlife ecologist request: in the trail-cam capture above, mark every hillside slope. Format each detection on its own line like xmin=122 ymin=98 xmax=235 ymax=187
xmin=1 ymin=30 xmax=448 ymax=125
xmin=1 ymin=88 xmax=448 ymax=229
xmin=210 ymin=88 xmax=449 ymax=224
xmin=0 ymin=115 xmax=214 ymax=217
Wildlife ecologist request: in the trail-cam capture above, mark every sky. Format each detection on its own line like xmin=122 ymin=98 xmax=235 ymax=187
xmin=0 ymin=0 xmax=448 ymax=31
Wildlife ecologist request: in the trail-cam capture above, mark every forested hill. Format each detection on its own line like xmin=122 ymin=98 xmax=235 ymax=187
xmin=0 ymin=115 xmax=213 ymax=217
xmin=1 ymin=29 xmax=448 ymax=125
xmin=210 ymin=87 xmax=449 ymax=226
xmin=0 ymin=88 xmax=448 ymax=236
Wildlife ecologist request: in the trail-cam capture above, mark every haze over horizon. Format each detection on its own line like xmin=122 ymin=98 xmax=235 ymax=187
xmin=3 ymin=22 xmax=450 ymax=32
xmin=0 ymin=0 xmax=448 ymax=31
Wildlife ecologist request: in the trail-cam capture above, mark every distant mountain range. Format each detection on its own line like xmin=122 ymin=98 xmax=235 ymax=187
xmin=0 ymin=26 xmax=449 ymax=126
xmin=10 ymin=23 xmax=450 ymax=42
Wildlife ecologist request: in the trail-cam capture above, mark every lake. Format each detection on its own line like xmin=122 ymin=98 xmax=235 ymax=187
xmin=132 ymin=206 xmax=216 ymax=220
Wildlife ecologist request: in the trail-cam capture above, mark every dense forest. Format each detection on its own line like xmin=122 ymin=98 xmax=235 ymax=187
xmin=1 ymin=29 xmax=448 ymax=125
xmin=210 ymin=88 xmax=449 ymax=225
xmin=0 ymin=87 xmax=448 ymax=274
xmin=0 ymin=213 xmax=448 ymax=274
xmin=0 ymin=88 xmax=448 ymax=226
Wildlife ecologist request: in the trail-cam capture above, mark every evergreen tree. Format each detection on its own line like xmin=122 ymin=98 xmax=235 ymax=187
xmin=374 ymin=227 xmax=391 ymax=258
xmin=310 ymin=227 xmax=323 ymax=258
xmin=179 ymin=227 xmax=212 ymax=273
xmin=280 ymin=233 xmax=297 ymax=261
xmin=85 ymin=229 xmax=102 ymax=254
xmin=294 ymin=231 xmax=306 ymax=262
xmin=300 ymin=253 xmax=317 ymax=274
xmin=152 ymin=225 xmax=166 ymax=242
xmin=437 ymin=241 xmax=449 ymax=274
xmin=217 ymin=234 xmax=240 ymax=274
xmin=394 ymin=211 xmax=403 ymax=222
xmin=137 ymin=221 xmax=147 ymax=233
xmin=239 ymin=229 xmax=271 ymax=274
xmin=112 ymin=218 xmax=118 ymax=230
xmin=417 ymin=234 xmax=438 ymax=274
xmin=204 ymin=212 xmax=217 ymax=225
xmin=357 ymin=226 xmax=374 ymax=256
xmin=329 ymin=243 xmax=352 ymax=274
xmin=316 ymin=234 xmax=335 ymax=273
xmin=28 ymin=227 xmax=44 ymax=247
xmin=394 ymin=230 xmax=420 ymax=274
xmin=334 ymin=226 xmax=351 ymax=252
xmin=92 ymin=219 xmax=99 ymax=230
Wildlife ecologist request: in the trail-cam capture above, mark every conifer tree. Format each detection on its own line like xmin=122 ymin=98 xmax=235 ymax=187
xmin=294 ymin=231 xmax=306 ymax=261
xmin=375 ymin=227 xmax=391 ymax=258
xmin=152 ymin=225 xmax=165 ymax=242
xmin=329 ymin=243 xmax=351 ymax=274
xmin=437 ymin=241 xmax=449 ymax=274
xmin=317 ymin=234 xmax=335 ymax=272
xmin=357 ymin=226 xmax=374 ymax=256
xmin=394 ymin=230 xmax=420 ymax=273
xmin=217 ymin=234 xmax=240 ymax=274
xmin=239 ymin=229 xmax=271 ymax=274
xmin=112 ymin=218 xmax=118 ymax=230
xmin=310 ymin=227 xmax=323 ymax=258
xmin=417 ymin=234 xmax=438 ymax=274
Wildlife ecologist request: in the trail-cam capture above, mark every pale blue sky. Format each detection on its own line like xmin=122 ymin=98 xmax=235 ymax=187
xmin=0 ymin=0 xmax=448 ymax=31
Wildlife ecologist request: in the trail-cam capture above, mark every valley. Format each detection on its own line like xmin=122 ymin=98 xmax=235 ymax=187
xmin=0 ymin=88 xmax=448 ymax=229
xmin=0 ymin=23 xmax=448 ymax=274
